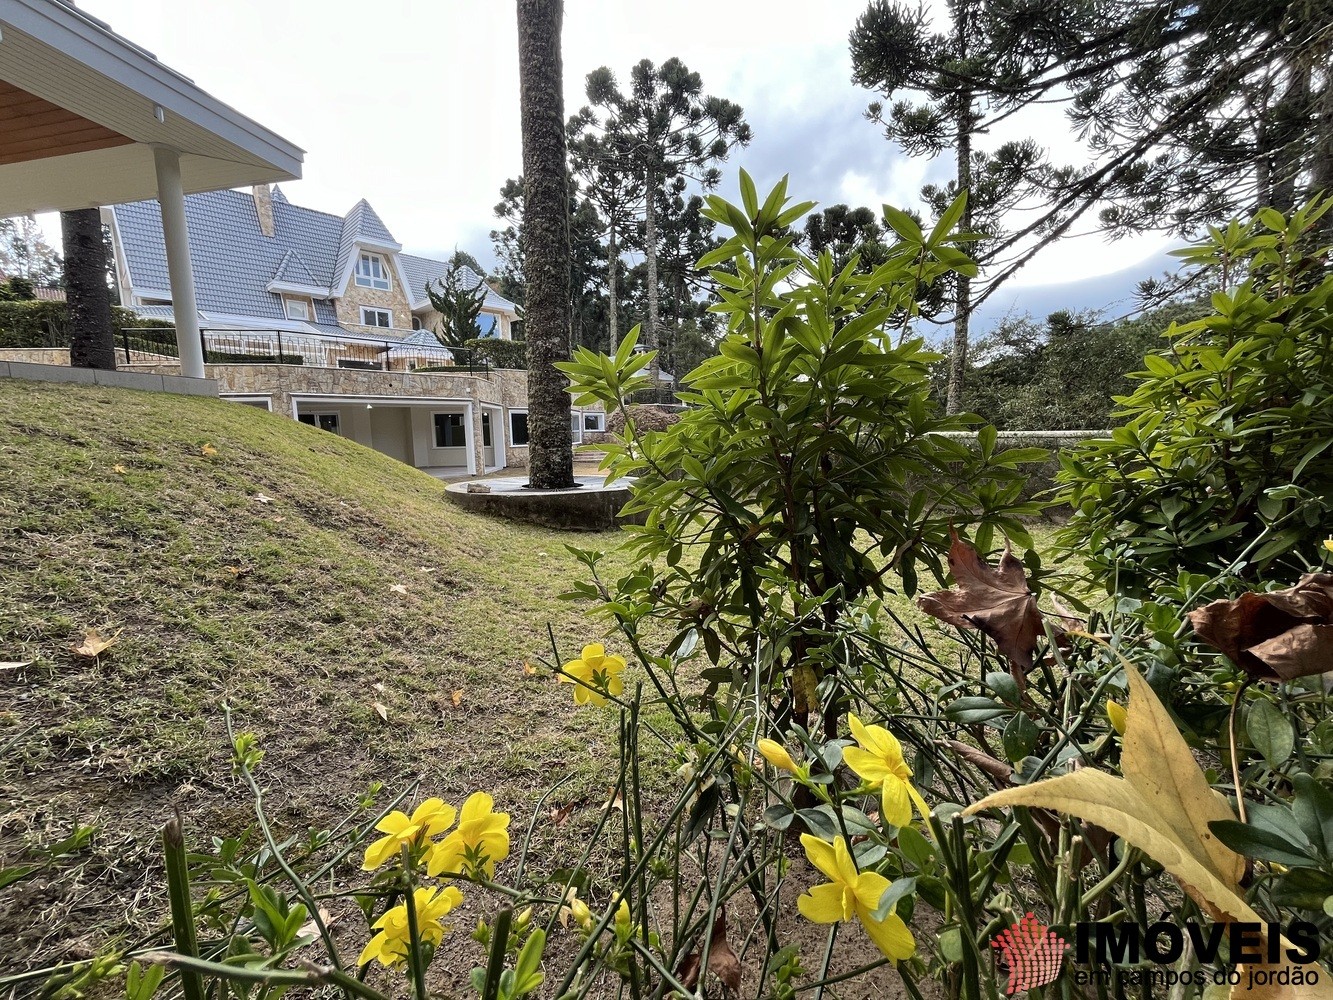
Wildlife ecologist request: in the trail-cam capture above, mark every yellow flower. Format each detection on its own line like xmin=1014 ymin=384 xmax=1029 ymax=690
xmin=797 ymin=834 xmax=915 ymax=962
xmin=1106 ymin=700 xmax=1127 ymax=736
xmin=559 ymin=889 xmax=594 ymax=932
xmin=1324 ymin=539 xmax=1333 ymax=555
xmin=426 ymin=791 xmax=511 ymax=879
xmin=559 ymin=643 xmax=626 ymax=706
xmin=842 ymin=714 xmax=930 ymax=829
xmin=361 ymin=798 xmax=457 ymax=871
xmin=357 ymin=885 xmax=464 ymax=967
xmin=614 ymin=897 xmax=632 ymax=935
xmin=757 ymin=738 xmax=800 ymax=774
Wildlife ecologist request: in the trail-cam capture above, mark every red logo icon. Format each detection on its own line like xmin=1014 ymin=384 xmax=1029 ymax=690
xmin=992 ymin=913 xmax=1066 ymax=994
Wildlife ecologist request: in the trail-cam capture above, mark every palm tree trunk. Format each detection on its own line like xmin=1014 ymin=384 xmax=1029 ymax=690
xmin=62 ymin=208 xmax=116 ymax=371
xmin=517 ymin=0 xmax=575 ymax=489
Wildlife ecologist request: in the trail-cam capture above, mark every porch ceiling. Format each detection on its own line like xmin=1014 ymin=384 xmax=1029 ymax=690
xmin=0 ymin=0 xmax=302 ymax=215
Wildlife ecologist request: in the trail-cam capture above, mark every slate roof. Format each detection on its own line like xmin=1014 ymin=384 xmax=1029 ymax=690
xmin=399 ymin=253 xmax=518 ymax=313
xmin=269 ymin=249 xmax=321 ymax=289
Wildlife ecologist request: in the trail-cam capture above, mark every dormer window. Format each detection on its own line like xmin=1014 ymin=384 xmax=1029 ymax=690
xmin=355 ymin=252 xmax=391 ymax=290
xmin=284 ymin=298 xmax=310 ymax=321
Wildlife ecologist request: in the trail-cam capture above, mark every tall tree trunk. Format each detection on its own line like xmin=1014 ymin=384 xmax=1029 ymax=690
xmin=945 ymin=4 xmax=973 ymax=417
xmin=517 ymin=0 xmax=574 ymax=489
xmin=644 ymin=168 xmax=661 ymax=392
xmin=607 ymin=223 xmax=619 ymax=353
xmin=62 ymin=209 xmax=116 ymax=371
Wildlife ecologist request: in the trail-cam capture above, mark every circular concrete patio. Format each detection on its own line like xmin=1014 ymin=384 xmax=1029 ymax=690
xmin=444 ymin=475 xmax=637 ymax=531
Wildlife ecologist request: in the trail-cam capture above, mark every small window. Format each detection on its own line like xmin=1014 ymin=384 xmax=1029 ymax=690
xmin=361 ymin=307 xmax=392 ymax=328
xmin=509 ymin=411 xmax=529 ymax=446
xmin=570 ymin=412 xmax=582 ymax=444
xmin=433 ymin=412 xmax=467 ymax=448
xmin=582 ymin=412 xmax=605 ymax=432
xmin=355 ymin=252 xmax=390 ymax=290
xmin=477 ymin=313 xmax=499 ymax=338
xmin=298 ymin=412 xmax=341 ymax=433
xmin=337 ymin=359 xmax=380 ymax=370
xmin=411 ymin=316 xmax=422 ymax=331
xmin=284 ymin=298 xmax=310 ymax=321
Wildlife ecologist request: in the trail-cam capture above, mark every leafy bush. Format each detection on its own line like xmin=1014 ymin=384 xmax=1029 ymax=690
xmin=0 ymin=300 xmax=173 ymax=350
xmin=1055 ymin=198 xmax=1333 ymax=603
xmin=605 ymin=404 xmax=679 ymax=434
xmin=463 ymin=337 xmax=527 ymax=369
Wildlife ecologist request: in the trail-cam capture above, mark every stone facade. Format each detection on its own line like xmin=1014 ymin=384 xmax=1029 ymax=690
xmin=0 ymin=348 xmax=72 ymax=366
xmin=335 ymin=252 xmax=415 ymax=335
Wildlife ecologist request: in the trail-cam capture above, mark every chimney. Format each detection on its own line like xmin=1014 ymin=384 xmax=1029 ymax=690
xmin=252 ymin=184 xmax=275 ymax=237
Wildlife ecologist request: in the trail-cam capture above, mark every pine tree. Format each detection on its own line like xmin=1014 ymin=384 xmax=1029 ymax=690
xmin=424 ymin=261 xmax=487 ymax=348
xmin=581 ymin=59 xmax=750 ymax=375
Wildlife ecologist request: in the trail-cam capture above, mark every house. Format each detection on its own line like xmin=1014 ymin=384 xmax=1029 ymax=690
xmin=104 ymin=186 xmax=607 ymax=476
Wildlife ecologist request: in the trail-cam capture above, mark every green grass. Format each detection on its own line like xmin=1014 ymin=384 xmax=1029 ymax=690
xmin=0 ymin=380 xmax=645 ymax=977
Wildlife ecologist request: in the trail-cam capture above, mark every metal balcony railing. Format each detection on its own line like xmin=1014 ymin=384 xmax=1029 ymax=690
xmin=118 ymin=328 xmax=490 ymax=376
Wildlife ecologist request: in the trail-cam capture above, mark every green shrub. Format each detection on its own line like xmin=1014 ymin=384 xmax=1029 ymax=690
xmin=0 ymin=300 xmax=173 ymax=350
xmin=1055 ymin=198 xmax=1333 ymax=603
xmin=463 ymin=337 xmax=526 ymax=369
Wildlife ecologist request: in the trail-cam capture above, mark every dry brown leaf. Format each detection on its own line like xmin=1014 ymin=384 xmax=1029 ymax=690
xmin=271 ymin=515 xmax=285 ymax=523
xmin=112 ymin=464 xmax=128 ymax=475
xmin=522 ymin=661 xmax=538 ymax=677
xmin=252 ymin=493 xmax=275 ymax=505
xmin=549 ymin=801 xmax=577 ymax=827
xmin=918 ymin=531 xmax=1045 ymax=672
xmin=297 ymin=906 xmax=334 ymax=939
xmin=1188 ymin=574 xmax=1333 ymax=681
xmin=200 ymin=443 xmax=218 ymax=457
xmin=372 ymin=702 xmax=388 ymax=722
xmin=389 ymin=583 xmax=409 ymax=595
xmin=451 ymin=689 xmax=464 ymax=708
xmin=606 ymin=787 xmax=624 ymax=813
xmin=69 ymin=628 xmax=120 ymax=659
xmin=939 ymin=738 xmax=1013 ymax=786
xmin=676 ymin=904 xmax=742 ymax=994
xmin=224 ymin=566 xmax=250 ymax=579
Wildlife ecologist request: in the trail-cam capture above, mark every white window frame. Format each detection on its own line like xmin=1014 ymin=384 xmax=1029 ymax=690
xmin=355 ymin=252 xmax=391 ymax=290
xmin=298 ymin=411 xmax=341 ymax=434
xmin=360 ymin=306 xmax=392 ymax=329
xmin=222 ymin=394 xmax=273 ymax=411
xmin=284 ymin=298 xmax=310 ymax=321
xmin=581 ymin=411 xmax=605 ymax=433
xmin=508 ymin=408 xmax=529 ymax=447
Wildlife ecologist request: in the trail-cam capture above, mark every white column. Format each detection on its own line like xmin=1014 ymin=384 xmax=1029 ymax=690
xmin=153 ymin=146 xmax=205 ymax=379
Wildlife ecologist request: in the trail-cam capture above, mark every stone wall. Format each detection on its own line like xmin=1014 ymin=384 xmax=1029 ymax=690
xmin=0 ymin=348 xmax=71 ymax=366
xmin=335 ymin=250 xmax=415 ymax=335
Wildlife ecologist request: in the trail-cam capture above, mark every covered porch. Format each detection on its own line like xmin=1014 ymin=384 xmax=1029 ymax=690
xmin=0 ymin=0 xmax=302 ymax=379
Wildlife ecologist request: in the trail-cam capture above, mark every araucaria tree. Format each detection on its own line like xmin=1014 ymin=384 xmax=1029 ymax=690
xmin=581 ymin=59 xmax=750 ymax=366
xmin=61 ymin=209 xmax=115 ymax=371
xmin=516 ymin=0 xmax=575 ymax=489
xmin=850 ymin=0 xmax=1068 ymax=414
xmin=425 ymin=255 xmax=487 ymax=348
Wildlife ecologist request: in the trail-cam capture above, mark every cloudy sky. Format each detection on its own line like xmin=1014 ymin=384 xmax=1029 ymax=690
xmin=55 ymin=0 xmax=1179 ymax=324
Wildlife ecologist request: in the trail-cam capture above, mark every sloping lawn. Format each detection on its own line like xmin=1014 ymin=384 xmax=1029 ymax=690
xmin=0 ymin=381 xmax=637 ymax=985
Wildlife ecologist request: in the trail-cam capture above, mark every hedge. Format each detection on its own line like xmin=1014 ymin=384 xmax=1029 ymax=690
xmin=0 ymin=300 xmax=174 ymax=350
xmin=463 ymin=337 xmax=526 ymax=369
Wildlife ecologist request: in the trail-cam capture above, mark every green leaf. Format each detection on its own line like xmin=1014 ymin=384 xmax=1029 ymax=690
xmin=1209 ymin=820 xmax=1316 ymax=868
xmin=944 ymin=697 xmax=1009 ymax=724
xmin=1246 ymin=699 xmax=1294 ymax=767
xmin=897 ymin=824 xmax=935 ymax=870
xmin=1002 ymin=713 xmax=1039 ymax=762
xmin=871 ymin=876 xmax=917 ymax=921
xmin=1293 ymin=773 xmax=1333 ymax=856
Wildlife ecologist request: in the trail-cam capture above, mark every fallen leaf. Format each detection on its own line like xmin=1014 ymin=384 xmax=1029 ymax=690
xmin=939 ymin=739 xmax=1013 ymax=787
xmin=252 ymin=493 xmax=274 ymax=505
xmin=69 ymin=629 xmax=120 ymax=659
xmin=418 ymin=566 xmax=437 ymax=574
xmin=676 ymin=904 xmax=742 ymax=994
xmin=271 ymin=515 xmax=285 ymax=523
xmin=1188 ymin=574 xmax=1333 ymax=681
xmin=965 ymin=662 xmax=1253 ymax=924
xmin=549 ymin=801 xmax=577 ymax=826
xmin=200 ymin=443 xmax=218 ymax=457
xmin=522 ymin=661 xmax=538 ymax=677
xmin=224 ymin=565 xmax=250 ymax=579
xmin=918 ymin=531 xmax=1046 ymax=672
xmin=389 ymin=583 xmax=409 ymax=595
xmin=112 ymin=464 xmax=127 ymax=475
xmin=0 ymin=661 xmax=33 ymax=671
xmin=451 ymin=689 xmax=464 ymax=708
xmin=372 ymin=682 xmax=385 ymax=694
xmin=372 ymin=702 xmax=388 ymax=722
xmin=297 ymin=906 xmax=334 ymax=939
xmin=606 ymin=787 xmax=624 ymax=813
